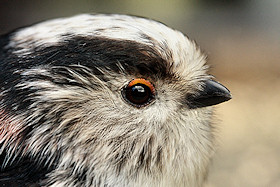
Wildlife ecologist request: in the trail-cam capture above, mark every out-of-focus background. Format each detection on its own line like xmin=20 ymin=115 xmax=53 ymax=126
xmin=0 ymin=0 xmax=279 ymax=186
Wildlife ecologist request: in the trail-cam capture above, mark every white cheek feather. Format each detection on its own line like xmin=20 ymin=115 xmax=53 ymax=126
xmin=8 ymin=14 xmax=206 ymax=76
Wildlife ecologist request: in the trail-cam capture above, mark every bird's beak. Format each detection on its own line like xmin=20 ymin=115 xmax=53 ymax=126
xmin=188 ymin=80 xmax=232 ymax=108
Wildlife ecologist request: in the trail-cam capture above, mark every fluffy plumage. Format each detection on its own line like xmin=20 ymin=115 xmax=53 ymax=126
xmin=0 ymin=14 xmax=231 ymax=187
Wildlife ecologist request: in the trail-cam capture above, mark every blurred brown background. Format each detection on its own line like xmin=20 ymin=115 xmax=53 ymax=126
xmin=0 ymin=0 xmax=279 ymax=186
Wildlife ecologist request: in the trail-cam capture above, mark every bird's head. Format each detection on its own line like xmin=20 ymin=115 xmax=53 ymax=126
xmin=0 ymin=14 xmax=231 ymax=186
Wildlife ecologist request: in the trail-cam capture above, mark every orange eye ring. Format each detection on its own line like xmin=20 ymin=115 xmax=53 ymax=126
xmin=127 ymin=78 xmax=156 ymax=95
xmin=122 ymin=78 xmax=156 ymax=108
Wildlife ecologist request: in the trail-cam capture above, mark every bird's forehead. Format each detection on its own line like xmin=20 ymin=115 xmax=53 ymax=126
xmin=8 ymin=14 xmax=207 ymax=79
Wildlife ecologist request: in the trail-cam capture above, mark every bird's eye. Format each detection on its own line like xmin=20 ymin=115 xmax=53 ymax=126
xmin=121 ymin=78 xmax=156 ymax=108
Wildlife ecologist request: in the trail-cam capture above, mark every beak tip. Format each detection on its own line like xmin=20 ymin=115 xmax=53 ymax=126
xmin=227 ymin=93 xmax=232 ymax=100
xmin=221 ymin=92 xmax=232 ymax=103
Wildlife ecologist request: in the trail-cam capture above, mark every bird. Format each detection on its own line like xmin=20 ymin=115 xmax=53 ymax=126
xmin=0 ymin=14 xmax=231 ymax=187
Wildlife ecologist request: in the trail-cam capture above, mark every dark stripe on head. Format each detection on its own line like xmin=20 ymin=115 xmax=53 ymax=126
xmin=46 ymin=36 xmax=171 ymax=80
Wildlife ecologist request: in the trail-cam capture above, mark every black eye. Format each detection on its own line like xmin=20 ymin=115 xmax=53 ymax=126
xmin=122 ymin=78 xmax=156 ymax=108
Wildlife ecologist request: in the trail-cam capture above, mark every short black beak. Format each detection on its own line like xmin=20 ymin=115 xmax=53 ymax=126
xmin=188 ymin=80 xmax=232 ymax=109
